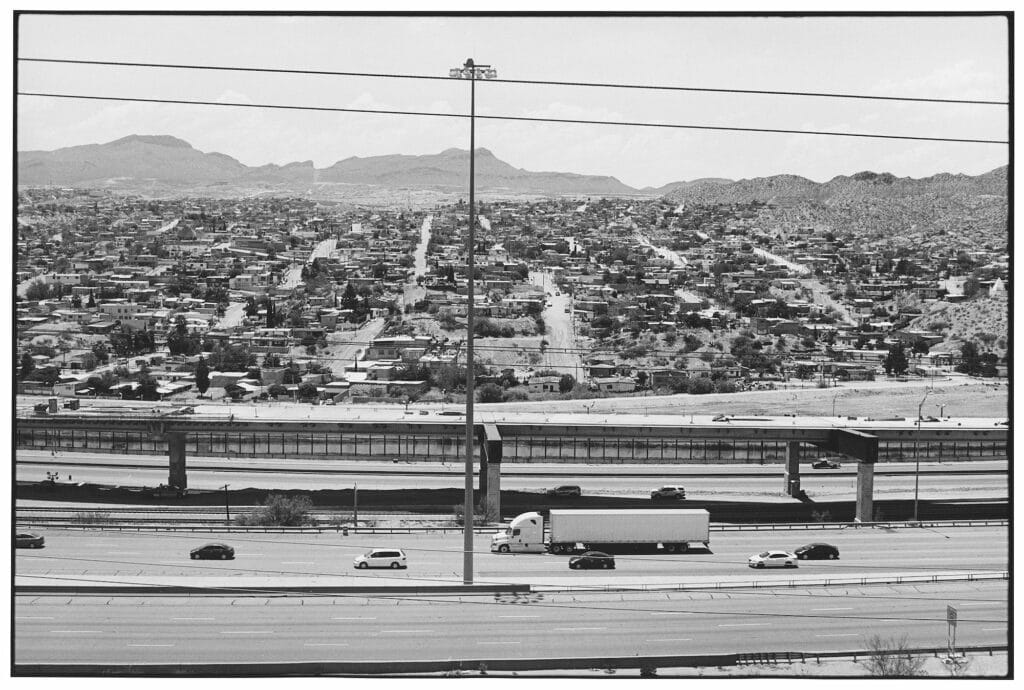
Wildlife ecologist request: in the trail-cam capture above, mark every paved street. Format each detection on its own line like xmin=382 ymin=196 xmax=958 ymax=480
xmin=14 ymin=580 xmax=1007 ymax=664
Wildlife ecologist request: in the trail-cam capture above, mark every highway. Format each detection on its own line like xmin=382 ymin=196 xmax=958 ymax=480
xmin=16 ymin=451 xmax=1009 ymax=500
xmin=15 ymin=582 xmax=1007 ymax=664
xmin=14 ymin=526 xmax=1008 ymax=582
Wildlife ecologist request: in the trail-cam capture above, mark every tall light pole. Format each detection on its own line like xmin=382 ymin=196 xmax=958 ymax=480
xmin=913 ymin=389 xmax=931 ymax=522
xmin=450 ymin=58 xmax=497 ymax=585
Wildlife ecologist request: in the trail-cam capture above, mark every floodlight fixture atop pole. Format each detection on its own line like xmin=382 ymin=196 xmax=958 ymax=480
xmin=449 ymin=58 xmax=497 ymax=585
xmin=913 ymin=389 xmax=931 ymax=523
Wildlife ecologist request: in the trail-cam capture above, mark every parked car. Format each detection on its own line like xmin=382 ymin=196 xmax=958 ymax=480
xmin=190 ymin=543 xmax=234 ymax=560
xmin=353 ymin=548 xmax=407 ymax=569
xmin=747 ymin=550 xmax=798 ymax=568
xmin=651 ymin=486 xmax=686 ymax=501
xmin=15 ymin=532 xmax=45 ymax=549
xmin=569 ymin=551 xmax=616 ymax=570
xmin=149 ymin=483 xmax=185 ymax=498
xmin=795 ymin=543 xmax=840 ymax=560
xmin=812 ymin=458 xmax=842 ymax=469
xmin=546 ymin=485 xmax=581 ymax=498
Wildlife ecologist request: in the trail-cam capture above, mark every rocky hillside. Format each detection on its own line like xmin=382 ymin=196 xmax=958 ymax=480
xmin=664 ymin=167 xmax=1008 ymax=205
xmin=909 ymin=295 xmax=1009 ymax=355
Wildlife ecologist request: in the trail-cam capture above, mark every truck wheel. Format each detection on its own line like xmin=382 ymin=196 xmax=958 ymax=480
xmin=664 ymin=544 xmax=676 ymax=553
xmin=499 ymin=544 xmax=510 ymax=553
xmin=678 ymin=543 xmax=689 ymax=553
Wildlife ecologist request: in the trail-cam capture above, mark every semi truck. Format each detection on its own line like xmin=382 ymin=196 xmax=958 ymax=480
xmin=490 ymin=508 xmax=710 ymax=554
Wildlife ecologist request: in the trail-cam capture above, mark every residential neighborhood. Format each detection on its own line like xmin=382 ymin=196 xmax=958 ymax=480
xmin=16 ymin=188 xmax=1009 ymax=407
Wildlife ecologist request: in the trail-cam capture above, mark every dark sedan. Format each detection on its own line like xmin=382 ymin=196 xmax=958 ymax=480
xmin=568 ymin=551 xmax=616 ymax=570
xmin=812 ymin=459 xmax=842 ymax=469
xmin=190 ymin=543 xmax=235 ymax=560
xmin=15 ymin=532 xmax=45 ymax=549
xmin=795 ymin=543 xmax=840 ymax=560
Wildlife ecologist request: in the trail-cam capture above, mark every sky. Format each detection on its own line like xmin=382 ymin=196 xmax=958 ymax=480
xmin=15 ymin=13 xmax=1010 ymax=189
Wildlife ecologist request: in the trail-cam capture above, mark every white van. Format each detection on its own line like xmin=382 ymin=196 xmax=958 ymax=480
xmin=353 ymin=548 xmax=407 ymax=569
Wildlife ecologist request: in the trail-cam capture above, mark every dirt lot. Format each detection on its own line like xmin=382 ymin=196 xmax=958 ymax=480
xmin=481 ymin=378 xmax=1009 ymax=419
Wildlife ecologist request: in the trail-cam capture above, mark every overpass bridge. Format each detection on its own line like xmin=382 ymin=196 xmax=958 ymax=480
xmin=16 ymin=402 xmax=1008 ymax=522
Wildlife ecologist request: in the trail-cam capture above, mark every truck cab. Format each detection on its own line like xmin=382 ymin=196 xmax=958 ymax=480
xmin=490 ymin=511 xmax=546 ymax=553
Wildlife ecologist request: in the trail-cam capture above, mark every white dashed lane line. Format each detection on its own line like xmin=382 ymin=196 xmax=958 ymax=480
xmin=50 ymin=630 xmax=102 ymax=634
xmin=220 ymin=631 xmax=274 ymax=635
xmin=379 ymin=630 xmax=433 ymax=634
xmin=646 ymin=638 xmax=692 ymax=642
xmin=128 ymin=643 xmax=174 ymax=647
xmin=16 ymin=616 xmax=55 ymax=620
xmin=304 ymin=643 xmax=349 ymax=647
xmin=553 ymin=627 xmax=606 ymax=632
xmin=171 ymin=617 xmax=214 ymax=621
xmin=717 ymin=623 xmax=769 ymax=628
xmin=333 ymin=617 xmax=376 ymax=620
xmin=811 ymin=607 xmax=854 ymax=611
xmin=816 ymin=633 xmax=860 ymax=638
xmin=499 ymin=615 xmax=540 ymax=618
xmin=650 ymin=612 xmax=693 ymax=616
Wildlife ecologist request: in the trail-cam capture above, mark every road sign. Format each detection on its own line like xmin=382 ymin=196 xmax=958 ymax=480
xmin=947 ymin=605 xmax=958 ymax=627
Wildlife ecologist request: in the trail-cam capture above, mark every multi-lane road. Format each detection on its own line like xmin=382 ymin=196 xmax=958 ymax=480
xmin=14 ymin=527 xmax=1008 ymax=665
xmin=16 ymin=451 xmax=1009 ymax=500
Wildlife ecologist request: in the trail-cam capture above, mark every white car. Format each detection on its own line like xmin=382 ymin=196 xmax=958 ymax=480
xmin=353 ymin=548 xmax=407 ymax=569
xmin=748 ymin=550 xmax=798 ymax=568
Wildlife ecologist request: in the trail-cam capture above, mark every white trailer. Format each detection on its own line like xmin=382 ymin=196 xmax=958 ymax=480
xmin=490 ymin=509 xmax=710 ymax=554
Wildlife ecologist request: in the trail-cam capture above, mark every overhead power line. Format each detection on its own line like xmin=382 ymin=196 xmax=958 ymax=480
xmin=19 ymin=57 xmax=1009 ymax=106
xmin=17 ymin=92 xmax=1008 ymax=145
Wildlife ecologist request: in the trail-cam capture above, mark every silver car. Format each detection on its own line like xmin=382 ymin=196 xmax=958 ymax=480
xmin=748 ymin=550 xmax=798 ymax=568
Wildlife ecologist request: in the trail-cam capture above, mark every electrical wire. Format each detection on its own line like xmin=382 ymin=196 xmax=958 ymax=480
xmin=16 ymin=92 xmax=1007 ymax=145
xmin=19 ymin=57 xmax=1009 ymax=106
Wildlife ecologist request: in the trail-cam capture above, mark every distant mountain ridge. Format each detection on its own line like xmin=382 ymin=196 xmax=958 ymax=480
xmin=17 ymin=134 xmax=1007 ymax=202
xmin=18 ymin=136 xmax=637 ymax=196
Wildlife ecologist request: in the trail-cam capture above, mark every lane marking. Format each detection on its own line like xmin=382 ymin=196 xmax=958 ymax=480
xmin=718 ymin=623 xmax=769 ymax=628
xmin=280 ymin=561 xmax=315 ymax=565
xmin=478 ymin=641 xmax=515 ymax=645
xmin=554 ymin=627 xmax=606 ymax=632
xmin=816 ymin=633 xmax=860 ymax=638
xmin=305 ymin=643 xmax=349 ymax=647
xmin=220 ymin=631 xmax=274 ymax=634
xmin=646 ymin=638 xmax=692 ymax=642
xmin=499 ymin=615 xmax=540 ymax=619
xmin=379 ymin=630 xmax=433 ymax=634
xmin=128 ymin=643 xmax=174 ymax=647
xmin=650 ymin=612 xmax=693 ymax=616
xmin=16 ymin=616 xmax=55 ymax=620
xmin=982 ymin=627 xmax=1006 ymax=631
xmin=957 ymin=602 xmax=1000 ymax=607
xmin=333 ymin=617 xmax=376 ymax=620
xmin=172 ymin=617 xmax=214 ymax=621
xmin=811 ymin=607 xmax=854 ymax=611
xmin=51 ymin=630 xmax=102 ymax=633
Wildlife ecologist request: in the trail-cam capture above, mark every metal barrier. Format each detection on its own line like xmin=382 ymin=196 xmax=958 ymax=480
xmin=14 ymin=644 xmax=1008 ymax=676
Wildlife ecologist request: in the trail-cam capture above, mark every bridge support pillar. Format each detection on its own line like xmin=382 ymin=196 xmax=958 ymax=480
xmin=168 ymin=432 xmax=187 ymax=489
xmin=480 ymin=425 xmax=503 ymax=519
xmin=783 ymin=441 xmax=801 ymax=496
xmin=855 ymin=461 xmax=875 ymax=523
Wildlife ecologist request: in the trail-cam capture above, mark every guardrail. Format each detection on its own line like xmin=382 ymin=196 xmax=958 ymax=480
xmin=13 ymin=522 xmax=499 ymax=534
xmin=532 ymin=570 xmax=1009 ymax=593
xmin=14 ymin=644 xmax=1008 ymax=677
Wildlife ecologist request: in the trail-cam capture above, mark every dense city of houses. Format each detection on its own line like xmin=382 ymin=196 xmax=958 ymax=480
xmin=16 ymin=188 xmax=1009 ymax=406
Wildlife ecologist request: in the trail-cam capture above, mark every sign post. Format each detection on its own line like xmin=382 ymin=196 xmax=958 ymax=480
xmin=947 ymin=605 xmax=958 ymax=654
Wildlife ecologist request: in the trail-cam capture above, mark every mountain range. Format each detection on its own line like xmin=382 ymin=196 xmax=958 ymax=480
xmin=17 ymin=134 xmax=1007 ymax=203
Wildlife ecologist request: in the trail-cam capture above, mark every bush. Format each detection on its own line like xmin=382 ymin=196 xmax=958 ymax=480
xmin=235 ymin=494 xmax=317 ymax=526
xmin=859 ymin=634 xmax=927 ymax=677
xmin=476 ymin=383 xmax=505 ymax=403
xmin=453 ymin=498 xmax=499 ymax=525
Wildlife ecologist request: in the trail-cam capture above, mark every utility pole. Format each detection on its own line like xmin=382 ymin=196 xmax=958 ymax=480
xmin=450 ymin=58 xmax=497 ymax=585
xmin=221 ymin=484 xmax=230 ymax=524
xmin=913 ymin=389 xmax=931 ymax=522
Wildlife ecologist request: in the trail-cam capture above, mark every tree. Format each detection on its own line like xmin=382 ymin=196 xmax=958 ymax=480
xmin=476 ymin=383 xmax=504 ymax=403
xmin=86 ymin=371 xmax=117 ymax=395
xmin=282 ymin=361 xmax=303 ymax=384
xmin=91 ymin=342 xmax=109 ymax=365
xmin=558 ymin=374 xmax=576 ymax=393
xmin=297 ymin=381 xmax=319 ymax=400
xmin=268 ymin=383 xmax=289 ymax=398
xmin=24 ymin=279 xmax=52 ymax=301
xmin=19 ymin=352 xmax=35 ymax=380
xmin=137 ymin=369 xmax=159 ymax=400
xmin=883 ymin=342 xmax=909 ymax=376
xmin=195 ymin=357 xmax=211 ymax=395
xmin=263 ymin=353 xmax=282 ymax=368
